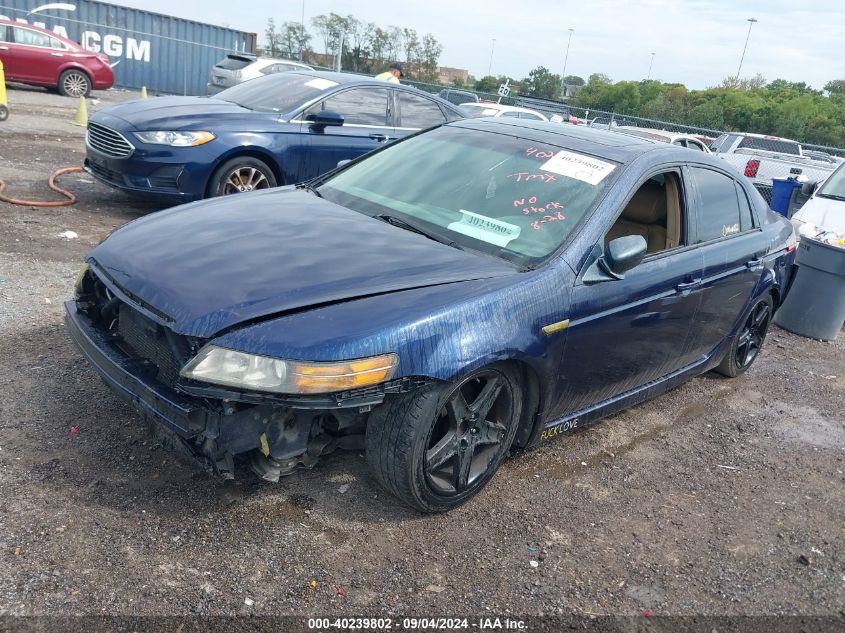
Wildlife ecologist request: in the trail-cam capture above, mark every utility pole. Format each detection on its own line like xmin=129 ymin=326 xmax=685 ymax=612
xmin=647 ymin=52 xmax=655 ymax=80
xmin=299 ymin=0 xmax=306 ymax=61
xmin=735 ymin=17 xmax=758 ymax=81
xmin=561 ymin=28 xmax=574 ymax=96
xmin=488 ymin=38 xmax=496 ymax=76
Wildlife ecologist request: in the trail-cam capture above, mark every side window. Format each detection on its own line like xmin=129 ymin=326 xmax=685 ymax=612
xmin=12 ymin=27 xmax=52 ymax=48
xmin=605 ymin=171 xmax=686 ymax=255
xmin=305 ymin=88 xmax=389 ymax=126
xmin=735 ymin=182 xmax=755 ymax=231
xmin=398 ymin=92 xmax=447 ymax=129
xmin=0 ymin=26 xmax=9 ymax=42
xmin=500 ymin=111 xmax=521 ymax=118
xmin=687 ymin=140 xmax=705 ymax=152
xmin=519 ymin=112 xmax=544 ymax=120
xmin=690 ymin=167 xmax=742 ymax=242
xmin=48 ymin=35 xmax=67 ymax=50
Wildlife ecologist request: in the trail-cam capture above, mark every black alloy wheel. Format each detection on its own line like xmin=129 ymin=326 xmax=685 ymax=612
xmin=366 ymin=363 xmax=522 ymax=513
xmin=424 ymin=370 xmax=514 ymax=495
xmin=716 ymin=293 xmax=773 ymax=377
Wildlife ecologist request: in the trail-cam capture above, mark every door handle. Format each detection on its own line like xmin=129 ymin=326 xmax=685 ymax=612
xmin=676 ymin=279 xmax=701 ymax=294
xmin=746 ymin=258 xmax=763 ymax=270
xmin=369 ymin=134 xmax=389 ymax=142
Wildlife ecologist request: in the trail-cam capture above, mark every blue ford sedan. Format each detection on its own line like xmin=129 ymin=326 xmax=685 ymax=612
xmin=83 ymin=71 xmax=464 ymax=202
xmin=66 ymin=119 xmax=796 ymax=512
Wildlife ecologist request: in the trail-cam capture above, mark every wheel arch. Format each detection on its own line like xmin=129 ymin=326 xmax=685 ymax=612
xmin=204 ymin=148 xmax=286 ymax=197
xmin=57 ymin=64 xmax=92 ymax=85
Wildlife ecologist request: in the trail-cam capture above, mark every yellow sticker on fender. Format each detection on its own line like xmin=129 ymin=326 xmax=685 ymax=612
xmin=539 ymin=150 xmax=616 ymax=185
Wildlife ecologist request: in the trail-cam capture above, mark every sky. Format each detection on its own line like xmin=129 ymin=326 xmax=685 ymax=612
xmin=107 ymin=0 xmax=845 ymax=90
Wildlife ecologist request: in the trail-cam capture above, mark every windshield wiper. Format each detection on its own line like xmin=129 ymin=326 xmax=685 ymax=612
xmin=296 ymin=182 xmax=323 ymax=198
xmin=815 ymin=192 xmax=845 ymax=202
xmin=374 ymin=214 xmax=462 ymax=250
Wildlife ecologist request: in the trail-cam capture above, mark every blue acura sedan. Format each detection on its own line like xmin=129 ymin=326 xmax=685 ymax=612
xmin=66 ymin=119 xmax=796 ymax=512
xmin=83 ymin=71 xmax=464 ymax=202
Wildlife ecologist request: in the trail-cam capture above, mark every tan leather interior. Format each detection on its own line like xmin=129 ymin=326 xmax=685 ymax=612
xmin=606 ymin=174 xmax=681 ymax=254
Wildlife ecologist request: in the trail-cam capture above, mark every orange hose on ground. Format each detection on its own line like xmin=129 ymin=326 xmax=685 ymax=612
xmin=0 ymin=166 xmax=84 ymax=207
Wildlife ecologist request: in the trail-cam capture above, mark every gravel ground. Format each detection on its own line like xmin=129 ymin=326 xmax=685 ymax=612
xmin=0 ymin=86 xmax=843 ymax=627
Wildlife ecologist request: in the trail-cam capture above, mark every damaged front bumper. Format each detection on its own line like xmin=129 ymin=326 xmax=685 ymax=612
xmin=64 ymin=300 xmax=423 ymax=480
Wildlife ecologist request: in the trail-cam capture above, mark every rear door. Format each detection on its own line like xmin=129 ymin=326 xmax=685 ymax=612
xmin=0 ymin=25 xmax=11 ymax=75
xmin=301 ymin=86 xmax=395 ymax=177
xmin=683 ymin=166 xmax=765 ymax=360
xmin=8 ymin=25 xmax=64 ymax=84
xmin=395 ymin=90 xmax=450 ymax=134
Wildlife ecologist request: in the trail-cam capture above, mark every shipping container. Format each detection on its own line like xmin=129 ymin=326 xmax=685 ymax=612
xmin=0 ymin=0 xmax=256 ymax=95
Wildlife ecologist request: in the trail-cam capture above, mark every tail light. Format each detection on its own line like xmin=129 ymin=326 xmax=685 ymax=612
xmin=744 ymin=159 xmax=760 ymax=177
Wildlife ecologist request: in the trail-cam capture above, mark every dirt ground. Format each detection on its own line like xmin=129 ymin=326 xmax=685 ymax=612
xmin=0 ymin=86 xmax=843 ymax=626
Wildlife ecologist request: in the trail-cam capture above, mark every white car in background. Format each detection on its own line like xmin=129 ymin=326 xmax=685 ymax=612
xmin=791 ymin=160 xmax=845 ymax=235
xmin=458 ymin=102 xmax=549 ymax=121
xmin=615 ymin=127 xmax=712 ymax=152
xmin=207 ymin=54 xmax=313 ymax=95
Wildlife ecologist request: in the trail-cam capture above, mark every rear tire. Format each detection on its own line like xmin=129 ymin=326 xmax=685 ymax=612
xmin=207 ymin=156 xmax=277 ymax=197
xmin=366 ymin=363 xmax=522 ymax=513
xmin=58 ymin=69 xmax=91 ymax=98
xmin=0 ymin=105 xmax=8 ymax=122
xmin=715 ymin=293 xmax=773 ymax=378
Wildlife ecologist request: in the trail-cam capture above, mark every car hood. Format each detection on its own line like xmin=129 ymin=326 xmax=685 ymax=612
xmin=793 ymin=195 xmax=845 ymax=233
xmin=93 ymin=96 xmax=256 ymax=129
xmin=90 ymin=188 xmax=517 ymax=338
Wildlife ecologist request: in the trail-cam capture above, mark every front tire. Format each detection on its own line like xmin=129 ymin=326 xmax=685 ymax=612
xmin=58 ymin=69 xmax=91 ymax=97
xmin=366 ymin=364 xmax=522 ymax=513
xmin=715 ymin=293 xmax=773 ymax=377
xmin=207 ymin=156 xmax=277 ymax=197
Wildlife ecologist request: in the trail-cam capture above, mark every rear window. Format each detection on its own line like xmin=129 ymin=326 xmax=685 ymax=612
xmin=216 ymin=73 xmax=338 ymax=113
xmin=738 ymin=136 xmax=800 ymax=155
xmin=215 ymin=55 xmax=254 ymax=71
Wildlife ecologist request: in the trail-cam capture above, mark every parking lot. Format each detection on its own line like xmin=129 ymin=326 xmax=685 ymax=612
xmin=0 ymin=86 xmax=844 ymax=621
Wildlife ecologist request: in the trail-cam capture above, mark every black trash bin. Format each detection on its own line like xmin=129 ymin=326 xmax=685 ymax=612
xmin=774 ymin=236 xmax=845 ymax=340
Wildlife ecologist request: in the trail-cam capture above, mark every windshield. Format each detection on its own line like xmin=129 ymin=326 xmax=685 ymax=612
xmin=816 ymin=161 xmax=845 ymax=198
xmin=216 ymin=73 xmax=338 ymax=113
xmin=317 ymin=126 xmax=617 ymax=267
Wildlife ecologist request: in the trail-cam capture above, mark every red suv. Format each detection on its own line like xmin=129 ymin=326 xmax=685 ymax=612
xmin=0 ymin=20 xmax=114 ymax=97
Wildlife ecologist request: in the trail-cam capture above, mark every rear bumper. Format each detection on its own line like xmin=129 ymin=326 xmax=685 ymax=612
xmin=64 ymin=300 xmax=205 ymax=437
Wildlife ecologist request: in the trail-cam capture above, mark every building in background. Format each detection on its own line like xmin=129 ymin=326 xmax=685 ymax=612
xmin=0 ymin=0 xmax=255 ymax=95
xmin=437 ymin=66 xmax=469 ymax=85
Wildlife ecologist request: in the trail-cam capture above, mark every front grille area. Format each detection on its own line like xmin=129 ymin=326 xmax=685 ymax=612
xmin=87 ymin=121 xmax=134 ymax=158
xmin=87 ymin=159 xmax=123 ymax=185
xmin=117 ymin=303 xmax=184 ymax=386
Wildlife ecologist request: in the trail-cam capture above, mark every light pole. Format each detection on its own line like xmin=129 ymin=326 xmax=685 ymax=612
xmin=647 ymin=52 xmax=655 ymax=80
xmin=561 ymin=28 xmax=574 ymax=83
xmin=488 ymin=38 xmax=496 ymax=76
xmin=299 ymin=0 xmax=306 ymax=61
xmin=735 ymin=17 xmax=758 ymax=81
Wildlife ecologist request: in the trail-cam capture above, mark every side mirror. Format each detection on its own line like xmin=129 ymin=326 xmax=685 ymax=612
xmin=599 ymin=235 xmax=647 ymax=279
xmin=801 ymin=180 xmax=817 ymax=196
xmin=307 ymin=111 xmax=344 ymax=129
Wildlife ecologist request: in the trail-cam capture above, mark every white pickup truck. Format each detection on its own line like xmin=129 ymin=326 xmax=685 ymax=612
xmin=709 ymin=132 xmax=840 ymax=204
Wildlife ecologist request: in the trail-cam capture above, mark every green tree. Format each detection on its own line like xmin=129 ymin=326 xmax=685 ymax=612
xmin=563 ymin=75 xmax=585 ymax=86
xmin=417 ymin=33 xmax=442 ymax=82
xmin=264 ymin=18 xmax=280 ymax=57
xmin=521 ymin=66 xmax=561 ymax=99
xmin=474 ymin=75 xmax=499 ymax=92
xmin=279 ymin=22 xmax=310 ymax=60
xmin=823 ymin=79 xmax=845 ymax=95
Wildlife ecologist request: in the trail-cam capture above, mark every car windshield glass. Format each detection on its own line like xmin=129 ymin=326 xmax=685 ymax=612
xmin=317 ymin=126 xmax=617 ymax=267
xmin=816 ymin=162 xmax=845 ymax=198
xmin=216 ymin=55 xmax=253 ymax=70
xmin=216 ymin=74 xmax=338 ymax=113
xmin=459 ymin=104 xmax=498 ymax=118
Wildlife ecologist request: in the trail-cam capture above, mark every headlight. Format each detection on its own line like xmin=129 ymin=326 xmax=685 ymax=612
xmin=132 ymin=131 xmax=215 ymax=147
xmin=180 ymin=346 xmax=399 ymax=395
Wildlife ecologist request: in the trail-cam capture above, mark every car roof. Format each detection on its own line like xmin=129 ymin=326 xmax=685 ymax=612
xmin=447 ymin=117 xmax=733 ymax=166
xmin=254 ymin=58 xmax=312 ymax=67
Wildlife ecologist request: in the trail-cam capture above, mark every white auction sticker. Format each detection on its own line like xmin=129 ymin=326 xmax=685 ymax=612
xmin=539 ymin=150 xmax=616 ymax=185
xmin=448 ymin=210 xmax=521 ymax=247
xmin=303 ymin=78 xmax=339 ymax=90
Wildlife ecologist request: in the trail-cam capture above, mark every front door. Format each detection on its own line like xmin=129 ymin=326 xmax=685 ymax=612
xmin=549 ymin=170 xmax=705 ymax=419
xmin=684 ymin=167 xmax=765 ymax=360
xmin=301 ymin=87 xmax=395 ymax=178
